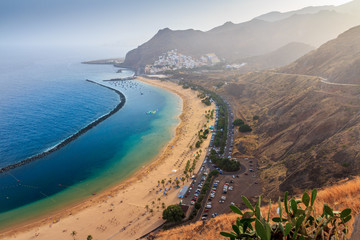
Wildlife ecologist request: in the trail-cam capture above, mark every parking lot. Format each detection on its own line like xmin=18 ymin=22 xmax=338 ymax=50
xmin=198 ymin=157 xmax=262 ymax=220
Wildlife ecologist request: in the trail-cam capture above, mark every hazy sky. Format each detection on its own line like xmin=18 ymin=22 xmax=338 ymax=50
xmin=0 ymin=0 xmax=352 ymax=57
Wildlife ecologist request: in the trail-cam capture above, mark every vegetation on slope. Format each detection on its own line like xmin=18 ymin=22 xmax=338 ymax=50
xmin=150 ymin=177 xmax=360 ymax=240
xmin=221 ymin=190 xmax=351 ymax=239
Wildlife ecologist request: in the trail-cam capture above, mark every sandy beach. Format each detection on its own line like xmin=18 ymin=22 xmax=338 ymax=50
xmin=1 ymin=77 xmax=215 ymax=240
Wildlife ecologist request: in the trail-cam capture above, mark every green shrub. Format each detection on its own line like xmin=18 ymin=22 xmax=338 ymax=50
xmin=195 ymin=202 xmax=201 ymax=210
xmin=209 ymin=150 xmax=240 ymax=171
xmin=202 ymin=97 xmax=211 ymax=106
xmin=203 ymin=129 xmax=209 ymax=135
xmin=220 ymin=189 xmax=351 ymax=240
xmin=189 ymin=209 xmax=197 ymax=220
xmin=239 ymin=124 xmax=252 ymax=132
xmin=162 ymin=205 xmax=184 ymax=223
xmin=233 ymin=119 xmax=245 ymax=126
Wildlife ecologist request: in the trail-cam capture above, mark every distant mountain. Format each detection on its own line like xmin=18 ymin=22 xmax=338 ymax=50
xmin=255 ymin=5 xmax=335 ymax=22
xmin=282 ymin=26 xmax=360 ymax=84
xmin=121 ymin=28 xmax=208 ymax=69
xmin=337 ymin=0 xmax=360 ymax=15
xmin=239 ymin=42 xmax=315 ymax=70
xmin=255 ymin=0 xmax=360 ymax=22
xmin=122 ymin=0 xmax=360 ymax=70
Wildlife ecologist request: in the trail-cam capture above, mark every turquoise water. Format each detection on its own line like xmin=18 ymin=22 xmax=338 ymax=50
xmin=0 ymin=48 xmax=181 ymax=228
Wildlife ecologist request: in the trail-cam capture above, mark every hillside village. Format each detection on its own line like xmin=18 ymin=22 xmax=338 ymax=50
xmin=144 ymin=50 xmax=221 ymax=74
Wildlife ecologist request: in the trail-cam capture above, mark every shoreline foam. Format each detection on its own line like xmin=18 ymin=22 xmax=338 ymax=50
xmin=0 ymin=79 xmax=126 ymax=174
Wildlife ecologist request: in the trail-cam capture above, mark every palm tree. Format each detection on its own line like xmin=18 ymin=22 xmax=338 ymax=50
xmin=161 ymin=179 xmax=165 ymax=188
xmin=87 ymin=235 xmax=93 ymax=240
xmin=145 ymin=205 xmax=149 ymax=212
xmin=71 ymin=231 xmax=77 ymax=240
xmin=181 ymin=177 xmax=185 ymax=185
xmin=186 ymin=174 xmax=189 ymax=182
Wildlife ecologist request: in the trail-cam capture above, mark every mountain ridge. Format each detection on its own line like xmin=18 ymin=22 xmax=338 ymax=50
xmin=281 ymin=25 xmax=360 ymax=84
xmin=122 ymin=1 xmax=360 ymax=70
xmin=237 ymin=42 xmax=315 ymax=70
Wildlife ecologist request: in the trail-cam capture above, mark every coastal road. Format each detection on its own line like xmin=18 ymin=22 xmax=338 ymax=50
xmin=268 ymin=71 xmax=360 ymax=87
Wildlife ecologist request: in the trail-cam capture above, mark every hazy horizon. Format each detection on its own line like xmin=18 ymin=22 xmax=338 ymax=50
xmin=0 ymin=0 xmax=353 ymax=58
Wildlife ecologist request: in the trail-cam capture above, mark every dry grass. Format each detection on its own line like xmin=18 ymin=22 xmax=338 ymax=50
xmin=150 ymin=177 xmax=360 ymax=240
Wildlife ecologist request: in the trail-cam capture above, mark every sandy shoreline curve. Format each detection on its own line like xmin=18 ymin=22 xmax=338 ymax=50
xmin=0 ymin=79 xmax=126 ymax=174
xmin=1 ymin=77 xmax=215 ymax=240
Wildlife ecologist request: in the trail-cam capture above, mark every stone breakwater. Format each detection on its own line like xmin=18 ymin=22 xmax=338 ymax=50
xmin=0 ymin=80 xmax=126 ymax=173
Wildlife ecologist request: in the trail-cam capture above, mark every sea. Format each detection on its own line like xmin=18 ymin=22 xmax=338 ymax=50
xmin=0 ymin=46 xmax=181 ymax=228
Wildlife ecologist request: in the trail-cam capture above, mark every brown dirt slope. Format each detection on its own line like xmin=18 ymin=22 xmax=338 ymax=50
xmin=282 ymin=25 xmax=360 ymax=84
xmin=221 ymin=71 xmax=360 ymax=197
